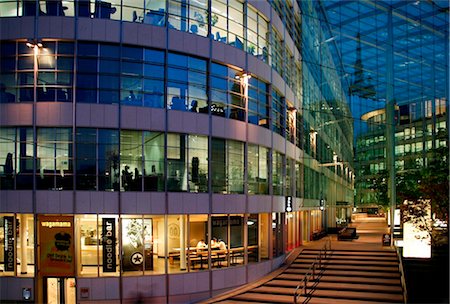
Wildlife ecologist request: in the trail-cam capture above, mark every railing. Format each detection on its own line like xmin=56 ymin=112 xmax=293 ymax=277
xmin=293 ymin=237 xmax=332 ymax=304
xmin=396 ymin=247 xmax=408 ymax=304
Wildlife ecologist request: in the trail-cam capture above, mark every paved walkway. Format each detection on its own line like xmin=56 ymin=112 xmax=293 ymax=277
xmin=298 ymin=215 xmax=391 ymax=251
xmin=201 ymin=215 xmax=393 ymax=304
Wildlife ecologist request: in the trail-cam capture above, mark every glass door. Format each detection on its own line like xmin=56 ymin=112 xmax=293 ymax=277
xmin=45 ymin=277 xmax=76 ymax=304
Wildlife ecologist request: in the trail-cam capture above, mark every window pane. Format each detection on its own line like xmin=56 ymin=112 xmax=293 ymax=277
xmin=143 ymin=131 xmax=165 ymax=191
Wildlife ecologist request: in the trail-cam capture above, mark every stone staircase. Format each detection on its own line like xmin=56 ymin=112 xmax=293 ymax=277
xmin=215 ymin=248 xmax=404 ymax=304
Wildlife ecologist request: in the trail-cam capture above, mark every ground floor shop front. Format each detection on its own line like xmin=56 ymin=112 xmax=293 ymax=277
xmin=0 ymin=210 xmax=323 ymax=303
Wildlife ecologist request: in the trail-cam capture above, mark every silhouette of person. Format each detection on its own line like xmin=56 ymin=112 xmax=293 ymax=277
xmin=122 ymin=165 xmax=132 ymax=190
xmin=0 ymin=83 xmax=15 ymax=103
xmin=133 ymin=167 xmax=140 ymax=190
xmin=190 ymin=100 xmax=198 ymax=112
xmin=4 ymin=153 xmax=13 ymax=174
xmin=128 ymin=91 xmax=136 ymax=102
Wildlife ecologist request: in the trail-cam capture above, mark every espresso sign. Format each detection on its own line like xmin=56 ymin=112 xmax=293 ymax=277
xmin=102 ymin=218 xmax=116 ymax=272
xmin=4 ymin=216 xmax=15 ymax=271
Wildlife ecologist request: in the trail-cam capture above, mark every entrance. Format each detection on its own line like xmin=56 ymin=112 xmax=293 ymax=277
xmin=45 ymin=277 xmax=76 ymax=304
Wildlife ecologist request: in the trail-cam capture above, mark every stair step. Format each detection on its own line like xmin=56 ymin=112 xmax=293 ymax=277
xmin=277 ymin=274 xmax=401 ymax=285
xmin=306 ymin=289 xmax=404 ymax=303
xmin=284 ymin=268 xmax=401 ymax=278
xmin=301 ymin=250 xmax=396 ymax=257
xmin=295 ymin=255 xmax=398 ymax=262
xmin=217 ymin=294 xmax=390 ymax=304
xmin=290 ymin=264 xmax=399 ymax=272
xmin=216 ymin=301 xmax=268 ymax=304
xmin=303 ymin=297 xmax=397 ymax=304
xmin=266 ymin=279 xmax=403 ymax=293
xmin=230 ymin=292 xmax=294 ymax=303
xmin=293 ymin=260 xmax=399 ymax=267
xmin=251 ymin=286 xmax=295 ymax=295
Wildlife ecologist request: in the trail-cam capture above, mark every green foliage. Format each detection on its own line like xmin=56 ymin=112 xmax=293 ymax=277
xmin=417 ymin=146 xmax=449 ymax=222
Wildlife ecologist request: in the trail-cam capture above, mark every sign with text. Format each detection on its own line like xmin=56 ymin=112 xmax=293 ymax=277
xmin=39 ymin=215 xmax=75 ymax=276
xmin=4 ymin=216 xmax=15 ymax=272
xmin=285 ymin=196 xmax=293 ymax=212
xmin=102 ymin=218 xmax=116 ymax=272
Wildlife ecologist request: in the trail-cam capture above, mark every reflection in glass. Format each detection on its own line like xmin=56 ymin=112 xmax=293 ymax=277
xmin=143 ymin=132 xmax=165 ymax=191
xmin=120 ymin=131 xmax=143 ymax=191
xmin=36 ymin=128 xmax=73 ymax=190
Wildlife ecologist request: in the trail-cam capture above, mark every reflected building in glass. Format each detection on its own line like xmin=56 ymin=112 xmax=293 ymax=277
xmin=2 ymin=0 xmax=445 ymax=303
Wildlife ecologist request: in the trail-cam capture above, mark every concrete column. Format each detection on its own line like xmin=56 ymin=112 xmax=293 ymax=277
xmin=179 ymin=216 xmax=186 ymax=270
xmin=20 ymin=214 xmax=28 ymax=274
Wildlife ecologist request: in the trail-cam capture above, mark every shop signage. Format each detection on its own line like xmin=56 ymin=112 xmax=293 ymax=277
xmin=285 ymin=196 xmax=293 ymax=212
xmin=102 ymin=218 xmax=116 ymax=272
xmin=212 ymin=216 xmax=242 ymax=227
xmin=39 ymin=215 xmax=75 ymax=276
xmin=4 ymin=216 xmax=15 ymax=272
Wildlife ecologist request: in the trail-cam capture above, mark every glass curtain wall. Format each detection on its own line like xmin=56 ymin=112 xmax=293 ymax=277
xmin=167 ymin=53 xmax=207 ymax=112
xmin=36 ymin=128 xmax=73 ymax=190
xmin=247 ymin=77 xmax=270 ymax=128
xmin=211 ymin=138 xmax=244 ymax=194
xmin=272 ymin=151 xmax=284 ymax=196
xmin=247 ymin=144 xmax=269 ymax=195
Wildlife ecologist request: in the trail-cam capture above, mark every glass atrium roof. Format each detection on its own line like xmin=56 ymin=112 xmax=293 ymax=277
xmin=322 ymin=0 xmax=448 ymax=108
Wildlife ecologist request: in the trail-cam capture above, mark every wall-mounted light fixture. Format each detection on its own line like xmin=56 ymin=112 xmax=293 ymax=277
xmin=26 ymin=40 xmax=43 ymax=49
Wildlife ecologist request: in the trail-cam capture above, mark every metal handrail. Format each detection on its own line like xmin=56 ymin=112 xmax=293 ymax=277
xmin=294 ymin=237 xmax=332 ymax=304
xmin=396 ymin=247 xmax=408 ymax=304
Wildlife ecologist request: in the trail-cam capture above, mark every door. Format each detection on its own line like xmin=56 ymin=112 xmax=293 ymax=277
xmin=45 ymin=277 xmax=76 ymax=304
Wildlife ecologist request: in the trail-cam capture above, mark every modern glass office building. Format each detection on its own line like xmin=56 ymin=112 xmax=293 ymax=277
xmin=318 ymin=1 xmax=449 ymax=210
xmin=0 ymin=1 xmax=354 ymax=303
xmin=0 ymin=0 xmax=447 ymax=303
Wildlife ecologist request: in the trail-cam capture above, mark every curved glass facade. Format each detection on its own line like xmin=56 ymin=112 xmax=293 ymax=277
xmin=0 ymin=0 xmax=364 ymax=303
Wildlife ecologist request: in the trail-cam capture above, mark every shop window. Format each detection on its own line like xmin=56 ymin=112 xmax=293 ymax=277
xmin=210 ymin=214 xmax=245 ymax=268
xmin=247 ymin=214 xmax=259 ymax=263
xmin=0 ymin=214 xmax=35 ymax=276
xmin=272 ymin=212 xmax=284 ymax=257
xmin=259 ymin=213 xmax=270 ymax=260
xmin=122 ymin=215 xmax=162 ymax=275
xmin=188 ymin=214 xmax=209 ymax=271
xmin=167 ymin=215 xmax=189 ymax=273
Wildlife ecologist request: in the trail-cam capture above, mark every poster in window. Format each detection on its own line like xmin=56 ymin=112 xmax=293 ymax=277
xmin=39 ymin=215 xmax=75 ymax=276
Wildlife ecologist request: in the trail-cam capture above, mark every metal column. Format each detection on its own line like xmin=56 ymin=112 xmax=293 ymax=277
xmin=385 ymin=7 xmax=396 ymax=245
